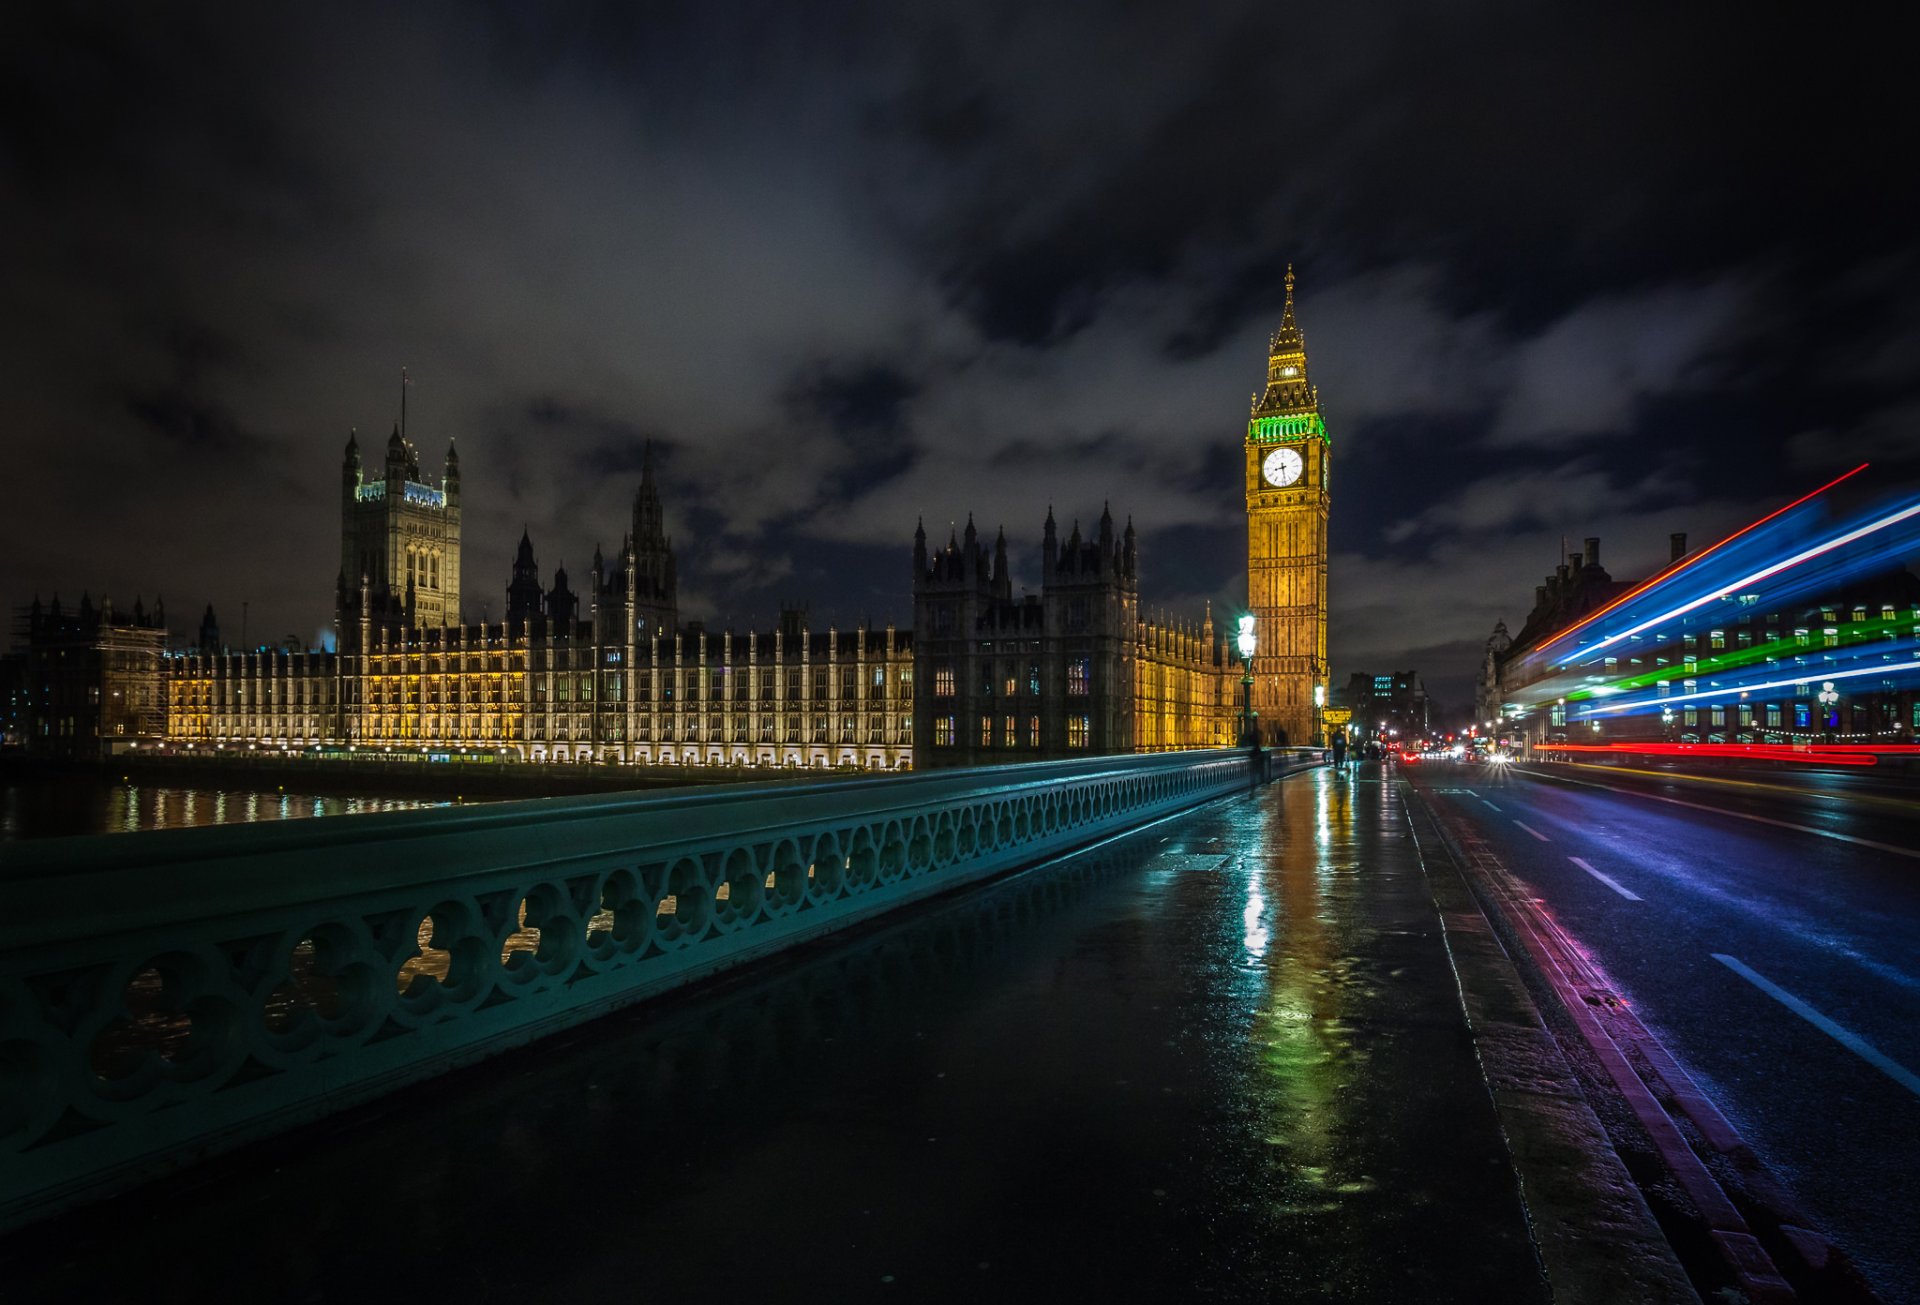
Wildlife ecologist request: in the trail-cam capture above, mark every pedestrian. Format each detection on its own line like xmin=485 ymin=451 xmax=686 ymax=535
xmin=1331 ymin=731 xmax=1348 ymax=774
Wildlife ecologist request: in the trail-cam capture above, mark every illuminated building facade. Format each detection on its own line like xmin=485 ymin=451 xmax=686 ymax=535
xmin=338 ymin=425 xmax=461 ymax=630
xmin=1483 ymin=531 xmax=1920 ymax=748
xmin=1244 ymin=267 xmax=1330 ymax=746
xmin=164 ymin=441 xmax=913 ymax=769
xmin=912 ymin=508 xmax=1238 ymax=768
xmin=13 ymin=593 xmax=169 ymax=756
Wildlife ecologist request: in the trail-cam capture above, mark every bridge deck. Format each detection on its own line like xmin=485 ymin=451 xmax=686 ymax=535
xmin=7 ymin=770 xmax=1547 ymax=1303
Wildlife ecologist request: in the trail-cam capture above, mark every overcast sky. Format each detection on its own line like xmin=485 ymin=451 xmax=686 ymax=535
xmin=6 ymin=3 xmax=1918 ymax=711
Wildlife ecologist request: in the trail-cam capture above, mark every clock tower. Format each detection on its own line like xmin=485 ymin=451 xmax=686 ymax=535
xmin=1244 ymin=266 xmax=1329 ymax=747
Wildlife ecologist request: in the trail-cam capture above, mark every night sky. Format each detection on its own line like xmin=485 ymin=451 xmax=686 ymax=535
xmin=6 ymin=4 xmax=1918 ymax=712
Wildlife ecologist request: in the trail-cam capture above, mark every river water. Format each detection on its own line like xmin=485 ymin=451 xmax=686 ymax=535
xmin=0 ymin=778 xmax=446 ymax=841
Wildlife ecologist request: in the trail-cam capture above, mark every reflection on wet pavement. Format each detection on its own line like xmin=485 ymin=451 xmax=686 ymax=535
xmin=10 ymin=768 xmax=1545 ymax=1304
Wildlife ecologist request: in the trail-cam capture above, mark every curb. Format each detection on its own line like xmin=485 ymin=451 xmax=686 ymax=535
xmin=1399 ymin=779 xmax=1703 ymax=1305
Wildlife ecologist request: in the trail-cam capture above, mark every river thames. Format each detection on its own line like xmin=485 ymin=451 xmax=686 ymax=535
xmin=0 ymin=776 xmax=446 ymax=841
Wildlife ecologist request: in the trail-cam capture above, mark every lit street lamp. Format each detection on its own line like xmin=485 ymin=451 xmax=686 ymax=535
xmin=1313 ymin=682 xmax=1326 ymax=749
xmin=1818 ymin=680 xmax=1839 ymax=739
xmin=1236 ymin=615 xmax=1257 ymax=750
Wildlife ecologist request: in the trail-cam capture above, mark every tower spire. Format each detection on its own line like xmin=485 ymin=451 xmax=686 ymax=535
xmin=400 ymin=367 xmax=410 ymax=440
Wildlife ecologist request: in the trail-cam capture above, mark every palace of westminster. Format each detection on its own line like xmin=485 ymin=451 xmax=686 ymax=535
xmin=10 ymin=277 xmax=1337 ymax=768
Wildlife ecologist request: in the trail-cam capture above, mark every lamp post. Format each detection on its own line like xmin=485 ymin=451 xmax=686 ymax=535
xmin=1313 ymin=682 xmax=1326 ymax=749
xmin=1817 ymin=681 xmax=1839 ymax=741
xmin=1236 ymin=615 xmax=1258 ymax=750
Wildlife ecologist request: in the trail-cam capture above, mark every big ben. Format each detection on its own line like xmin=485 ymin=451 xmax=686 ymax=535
xmin=1244 ymin=266 xmax=1328 ymax=746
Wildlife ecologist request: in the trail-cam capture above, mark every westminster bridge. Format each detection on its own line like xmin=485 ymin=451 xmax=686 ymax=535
xmin=0 ymin=751 xmax=1597 ymax=1303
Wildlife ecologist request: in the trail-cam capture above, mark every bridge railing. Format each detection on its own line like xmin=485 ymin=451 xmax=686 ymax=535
xmin=1 ymin=747 xmax=1314 ymax=1228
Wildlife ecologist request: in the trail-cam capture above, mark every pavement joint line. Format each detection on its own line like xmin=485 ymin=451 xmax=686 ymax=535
xmin=1514 ymin=820 xmax=1552 ymax=842
xmin=1413 ymin=779 xmax=1799 ymax=1304
xmin=1712 ymin=953 xmax=1920 ymax=1099
xmin=1514 ymin=767 xmax=1920 ymax=861
xmin=1569 ymin=856 xmax=1641 ymax=901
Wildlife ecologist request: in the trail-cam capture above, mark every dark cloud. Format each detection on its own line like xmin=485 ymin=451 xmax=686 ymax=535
xmin=5 ymin=0 xmax=1919 ymax=715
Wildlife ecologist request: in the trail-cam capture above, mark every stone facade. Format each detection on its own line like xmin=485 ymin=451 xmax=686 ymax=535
xmin=1243 ymin=267 xmax=1330 ymax=747
xmin=164 ymin=442 xmax=912 ymax=770
xmin=911 ymin=508 xmax=1239 ymax=768
xmin=12 ymin=593 xmax=169 ymax=756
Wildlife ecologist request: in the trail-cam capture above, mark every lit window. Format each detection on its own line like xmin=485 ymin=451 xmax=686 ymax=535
xmin=979 ymin=715 xmax=992 ymax=746
xmin=1068 ymin=657 xmax=1091 ymax=696
xmin=1067 ymin=715 xmax=1090 ymax=748
xmin=1710 ymin=630 xmax=1725 ymax=650
xmin=934 ymin=664 xmax=956 ymax=696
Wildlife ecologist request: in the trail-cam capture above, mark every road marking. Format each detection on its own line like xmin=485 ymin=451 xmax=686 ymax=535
xmin=1514 ymin=820 xmax=1551 ymax=842
xmin=1481 ymin=799 xmax=1501 ymax=812
xmin=1570 ymin=856 xmax=1641 ymax=901
xmin=1712 ymin=954 xmax=1920 ymax=1098
xmin=1515 ymin=768 xmax=1920 ymax=861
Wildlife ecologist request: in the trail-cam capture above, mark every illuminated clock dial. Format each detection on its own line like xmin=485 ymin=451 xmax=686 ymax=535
xmin=1280 ymin=365 xmax=1299 ymax=377
xmin=1262 ymin=447 xmax=1304 ymax=487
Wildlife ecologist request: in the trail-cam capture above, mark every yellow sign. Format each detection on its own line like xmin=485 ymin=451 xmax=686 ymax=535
xmin=1321 ymin=708 xmax=1353 ymax=726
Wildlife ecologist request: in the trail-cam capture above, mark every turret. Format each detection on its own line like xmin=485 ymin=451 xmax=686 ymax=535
xmin=444 ymin=438 xmax=460 ymax=504
xmin=548 ymin=562 xmax=578 ymax=625
xmin=506 ymin=528 xmax=544 ymax=624
xmin=914 ymin=517 xmax=927 ymax=579
xmin=1042 ymin=505 xmax=1058 ymax=582
xmin=1122 ymin=515 xmax=1138 ymax=579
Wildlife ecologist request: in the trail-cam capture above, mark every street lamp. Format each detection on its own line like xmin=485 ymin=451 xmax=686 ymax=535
xmin=1313 ymin=682 xmax=1326 ymax=749
xmin=1236 ymin=615 xmax=1258 ymax=749
xmin=1817 ymin=680 xmax=1839 ymax=739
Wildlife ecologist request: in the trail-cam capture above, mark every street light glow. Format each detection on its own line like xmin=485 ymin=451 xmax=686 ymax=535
xmin=1235 ymin=614 xmax=1256 ymax=660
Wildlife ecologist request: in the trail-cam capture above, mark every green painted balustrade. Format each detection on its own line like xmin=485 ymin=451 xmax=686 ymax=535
xmin=0 ymin=748 xmax=1306 ymax=1229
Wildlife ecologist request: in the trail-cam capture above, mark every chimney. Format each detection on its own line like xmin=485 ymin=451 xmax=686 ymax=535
xmin=1583 ymin=537 xmax=1600 ymax=567
xmin=1670 ymin=532 xmax=1687 ymax=562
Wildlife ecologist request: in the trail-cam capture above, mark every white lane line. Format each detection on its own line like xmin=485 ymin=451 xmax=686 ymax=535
xmin=1570 ymin=856 xmax=1641 ymax=901
xmin=1481 ymin=799 xmax=1501 ymax=812
xmin=1515 ymin=768 xmax=1920 ymax=861
xmin=1712 ymin=954 xmax=1920 ymax=1098
xmin=1514 ymin=820 xmax=1551 ymax=842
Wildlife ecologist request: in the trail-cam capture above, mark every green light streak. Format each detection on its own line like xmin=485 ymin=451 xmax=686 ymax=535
xmin=1563 ymin=614 xmax=1915 ymax=702
xmin=1247 ymin=412 xmax=1329 ymax=445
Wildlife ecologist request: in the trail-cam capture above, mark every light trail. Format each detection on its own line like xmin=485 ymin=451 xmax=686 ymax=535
xmin=1584 ymin=656 xmax=1920 ymax=715
xmin=1539 ymin=463 xmax=1868 ymax=652
xmin=1576 ymin=498 xmax=1920 ymax=660
xmin=1546 ymin=742 xmax=1887 ymax=766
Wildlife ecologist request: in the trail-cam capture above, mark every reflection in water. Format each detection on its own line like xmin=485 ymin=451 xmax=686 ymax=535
xmin=1258 ymin=773 xmax=1343 ymax=1216
xmin=0 ymin=779 xmax=448 ymax=841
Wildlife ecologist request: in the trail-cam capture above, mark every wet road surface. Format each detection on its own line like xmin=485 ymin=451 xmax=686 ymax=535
xmin=1410 ymin=759 xmax=1920 ymax=1304
xmin=8 ymin=769 xmax=1544 ymax=1304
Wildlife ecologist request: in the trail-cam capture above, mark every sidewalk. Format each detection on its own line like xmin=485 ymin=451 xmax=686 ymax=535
xmin=7 ymin=766 xmax=1636 ymax=1303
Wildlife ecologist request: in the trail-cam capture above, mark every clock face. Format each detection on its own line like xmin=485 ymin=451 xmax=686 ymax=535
xmin=1280 ymin=365 xmax=1299 ymax=378
xmin=1262 ymin=447 xmax=1304 ymax=487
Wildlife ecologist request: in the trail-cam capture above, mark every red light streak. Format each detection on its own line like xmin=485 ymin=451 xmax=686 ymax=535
xmin=1543 ymin=741 xmax=1914 ymax=766
xmin=1541 ymin=463 xmax=1869 ymax=650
